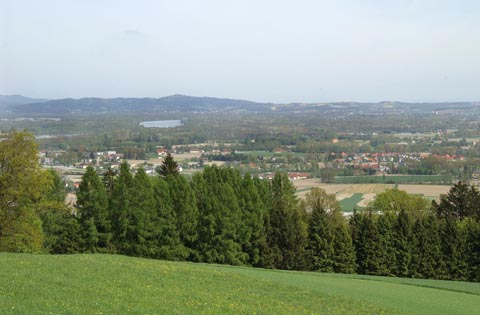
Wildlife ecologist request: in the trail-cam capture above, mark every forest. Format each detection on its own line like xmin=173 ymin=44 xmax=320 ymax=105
xmin=1 ymin=130 xmax=479 ymax=282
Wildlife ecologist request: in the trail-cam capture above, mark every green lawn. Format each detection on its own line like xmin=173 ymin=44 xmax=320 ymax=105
xmin=339 ymin=193 xmax=365 ymax=212
xmin=1 ymin=254 xmax=479 ymax=315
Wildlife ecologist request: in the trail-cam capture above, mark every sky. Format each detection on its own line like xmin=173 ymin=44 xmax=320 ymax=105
xmin=1 ymin=0 xmax=480 ymax=103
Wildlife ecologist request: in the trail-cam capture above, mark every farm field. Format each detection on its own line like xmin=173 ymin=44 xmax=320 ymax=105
xmin=1 ymin=254 xmax=479 ymax=315
xmin=294 ymin=180 xmax=452 ymax=211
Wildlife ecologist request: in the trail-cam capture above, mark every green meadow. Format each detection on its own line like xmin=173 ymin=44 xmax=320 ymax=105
xmin=1 ymin=254 xmax=479 ymax=315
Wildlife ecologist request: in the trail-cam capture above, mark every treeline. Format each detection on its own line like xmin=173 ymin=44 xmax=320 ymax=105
xmin=68 ymin=164 xmax=480 ymax=281
xmin=1 ymin=131 xmax=479 ymax=281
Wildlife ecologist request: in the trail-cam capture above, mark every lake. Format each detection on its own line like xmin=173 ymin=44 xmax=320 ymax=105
xmin=139 ymin=120 xmax=183 ymax=128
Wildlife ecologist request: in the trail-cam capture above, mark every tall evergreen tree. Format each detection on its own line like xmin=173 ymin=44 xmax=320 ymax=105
xmin=238 ymin=173 xmax=267 ymax=266
xmin=351 ymin=211 xmax=383 ymax=275
xmin=76 ymin=166 xmax=110 ymax=251
xmin=464 ymin=218 xmax=480 ymax=281
xmin=129 ymin=167 xmax=158 ymax=257
xmin=331 ymin=224 xmax=356 ymax=274
xmin=168 ymin=175 xmax=198 ymax=256
xmin=152 ymin=177 xmax=188 ymax=260
xmin=376 ymin=213 xmax=397 ymax=276
xmin=305 ymin=189 xmax=335 ymax=272
xmin=433 ymin=181 xmax=480 ymax=220
xmin=266 ymin=172 xmax=307 ymax=270
xmin=102 ymin=167 xmax=116 ymax=198
xmin=439 ymin=215 xmax=467 ymax=280
xmin=192 ymin=166 xmax=246 ymax=265
xmin=157 ymin=153 xmax=179 ymax=177
xmin=110 ymin=162 xmax=134 ymax=253
xmin=393 ymin=210 xmax=413 ymax=277
xmin=411 ymin=215 xmax=443 ymax=279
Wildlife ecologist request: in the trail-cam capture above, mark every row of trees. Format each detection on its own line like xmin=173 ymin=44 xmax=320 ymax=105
xmin=1 ymin=131 xmax=478 ymax=282
xmin=73 ymin=162 xmax=479 ymax=281
xmin=74 ymin=163 xmax=356 ymax=271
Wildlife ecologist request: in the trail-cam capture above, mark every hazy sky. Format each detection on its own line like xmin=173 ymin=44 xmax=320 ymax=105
xmin=1 ymin=0 xmax=480 ymax=103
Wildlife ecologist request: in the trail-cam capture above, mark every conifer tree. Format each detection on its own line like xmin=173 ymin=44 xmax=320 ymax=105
xmin=331 ymin=224 xmax=356 ymax=274
xmin=376 ymin=213 xmax=397 ymax=275
xmin=192 ymin=166 xmax=246 ymax=265
xmin=253 ymin=176 xmax=272 ymax=267
xmin=102 ymin=167 xmax=116 ymax=198
xmin=304 ymin=187 xmax=344 ymax=272
xmin=168 ymin=175 xmax=198 ymax=256
xmin=439 ymin=215 xmax=467 ymax=280
xmin=464 ymin=218 xmax=480 ymax=281
xmin=152 ymin=177 xmax=188 ymax=260
xmin=306 ymin=197 xmax=334 ymax=271
xmin=239 ymin=173 xmax=267 ymax=266
xmin=352 ymin=211 xmax=382 ymax=275
xmin=266 ymin=172 xmax=307 ymax=270
xmin=83 ymin=217 xmax=99 ymax=253
xmin=157 ymin=153 xmax=179 ymax=177
xmin=434 ymin=181 xmax=480 ymax=220
xmin=393 ymin=210 xmax=413 ymax=277
xmin=129 ymin=167 xmax=158 ymax=257
xmin=76 ymin=166 xmax=110 ymax=250
xmin=411 ymin=215 xmax=443 ymax=279
xmin=110 ymin=162 xmax=134 ymax=253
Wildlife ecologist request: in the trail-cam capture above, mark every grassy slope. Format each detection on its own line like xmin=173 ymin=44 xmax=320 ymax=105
xmin=0 ymin=254 xmax=479 ymax=315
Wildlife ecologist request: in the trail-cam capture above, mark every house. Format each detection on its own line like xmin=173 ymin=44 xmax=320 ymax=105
xmin=157 ymin=147 xmax=168 ymax=156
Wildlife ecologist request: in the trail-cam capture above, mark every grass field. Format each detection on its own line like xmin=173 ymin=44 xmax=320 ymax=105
xmin=1 ymin=254 xmax=479 ymax=315
xmin=334 ymin=174 xmax=452 ymax=184
xmin=294 ymin=180 xmax=453 ymax=212
xmin=339 ymin=193 xmax=364 ymax=211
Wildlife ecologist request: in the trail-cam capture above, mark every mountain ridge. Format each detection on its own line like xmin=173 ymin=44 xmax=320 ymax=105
xmin=4 ymin=94 xmax=480 ymax=116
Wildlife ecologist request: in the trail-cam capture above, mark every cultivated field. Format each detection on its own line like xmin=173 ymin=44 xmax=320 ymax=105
xmin=1 ymin=254 xmax=478 ymax=315
xmin=294 ymin=179 xmax=452 ymax=211
xmin=397 ymin=184 xmax=451 ymax=196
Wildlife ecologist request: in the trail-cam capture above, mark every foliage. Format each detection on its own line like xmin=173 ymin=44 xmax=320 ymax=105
xmin=0 ymin=131 xmax=52 ymax=252
xmin=370 ymin=189 xmax=429 ymax=214
xmin=157 ymin=152 xmax=179 ymax=177
xmin=433 ymin=181 xmax=480 ymax=220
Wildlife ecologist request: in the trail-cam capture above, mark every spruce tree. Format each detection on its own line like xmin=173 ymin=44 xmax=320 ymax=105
xmin=331 ymin=224 xmax=356 ymax=274
xmin=110 ymin=162 xmax=134 ymax=253
xmin=393 ymin=210 xmax=413 ymax=277
xmin=192 ymin=166 xmax=246 ymax=265
xmin=306 ymin=199 xmax=334 ymax=272
xmin=157 ymin=153 xmax=179 ymax=177
xmin=351 ymin=211 xmax=382 ymax=275
xmin=83 ymin=217 xmax=99 ymax=253
xmin=464 ymin=218 xmax=480 ymax=281
xmin=238 ymin=173 xmax=267 ymax=266
xmin=304 ymin=187 xmax=344 ymax=272
xmin=434 ymin=181 xmax=480 ymax=220
xmin=266 ymin=172 xmax=307 ymax=270
xmin=376 ymin=213 xmax=397 ymax=276
xmin=76 ymin=166 xmax=110 ymax=251
xmin=439 ymin=215 xmax=467 ymax=280
xmin=129 ymin=167 xmax=158 ymax=257
xmin=411 ymin=215 xmax=443 ymax=279
xmin=153 ymin=177 xmax=188 ymax=260
xmin=168 ymin=175 xmax=198 ymax=256
xmin=102 ymin=167 xmax=116 ymax=198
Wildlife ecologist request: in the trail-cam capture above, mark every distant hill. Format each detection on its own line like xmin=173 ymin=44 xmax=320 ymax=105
xmin=9 ymin=94 xmax=273 ymax=115
xmin=6 ymin=94 xmax=480 ymax=116
xmin=0 ymin=94 xmax=47 ymax=106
